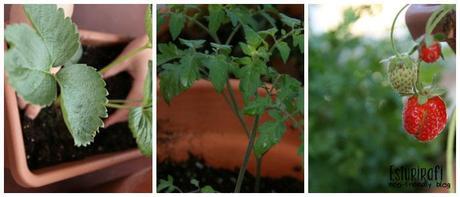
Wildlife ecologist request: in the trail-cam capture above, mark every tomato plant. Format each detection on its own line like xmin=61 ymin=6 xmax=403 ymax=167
xmin=158 ymin=5 xmax=304 ymax=192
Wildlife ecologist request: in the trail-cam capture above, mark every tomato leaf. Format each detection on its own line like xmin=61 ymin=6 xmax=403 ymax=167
xmin=169 ymin=12 xmax=185 ymax=40
xmin=279 ymin=13 xmax=301 ymax=28
xmin=237 ymin=59 xmax=267 ymax=103
xmin=243 ymin=96 xmax=271 ymax=116
xmin=242 ymin=25 xmax=264 ymax=48
xmin=157 ymin=43 xmax=182 ymax=65
xmin=208 ymin=5 xmax=225 ymax=35
xmin=254 ymin=120 xmax=286 ymax=157
xmin=293 ymin=33 xmax=304 ymax=53
xmin=56 ymin=64 xmax=108 ymax=146
xmin=203 ymin=54 xmax=230 ymax=93
xmin=180 ymin=38 xmax=206 ymax=49
xmin=276 ymin=41 xmax=291 ymax=63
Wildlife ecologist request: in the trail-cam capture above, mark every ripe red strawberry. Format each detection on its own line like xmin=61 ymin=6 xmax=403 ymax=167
xmin=419 ymin=41 xmax=441 ymax=63
xmin=403 ymin=96 xmax=447 ymax=142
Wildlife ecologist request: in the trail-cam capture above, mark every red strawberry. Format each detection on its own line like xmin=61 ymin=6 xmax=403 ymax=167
xmin=419 ymin=41 xmax=441 ymax=63
xmin=403 ymin=96 xmax=447 ymax=142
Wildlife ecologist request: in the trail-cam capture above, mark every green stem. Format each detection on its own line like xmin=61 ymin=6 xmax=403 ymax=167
xmin=105 ymin=103 xmax=133 ymax=109
xmin=185 ymin=15 xmax=221 ymax=44
xmin=226 ymin=80 xmax=251 ymax=137
xmin=108 ymin=99 xmax=142 ymax=103
xmin=225 ymin=24 xmax=241 ymax=45
xmin=426 ymin=5 xmax=454 ymax=37
xmin=446 ymin=108 xmax=456 ymax=193
xmin=254 ymin=157 xmax=262 ymax=192
xmin=390 ymin=4 xmax=409 ymax=57
xmin=268 ymin=28 xmax=303 ymax=54
xmin=234 ymin=115 xmax=260 ymax=193
xmin=222 ymin=89 xmax=249 ymax=137
xmin=99 ymin=43 xmax=150 ymax=74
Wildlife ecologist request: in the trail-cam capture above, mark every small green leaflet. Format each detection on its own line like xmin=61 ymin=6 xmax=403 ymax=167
xmin=208 ymin=5 xmax=225 ymax=36
xmin=169 ymin=12 xmax=185 ymax=40
xmin=158 ymin=175 xmax=176 ymax=192
xmin=276 ymin=41 xmax=291 ymax=63
xmin=279 ymin=13 xmax=301 ymax=28
xmin=129 ymin=61 xmax=152 ymax=156
xmin=201 ymin=186 xmax=217 ymax=193
xmin=258 ymin=27 xmax=278 ymax=39
xmin=157 ymin=43 xmax=181 ymax=65
xmin=24 ymin=5 xmax=80 ymax=66
xmin=238 ymin=59 xmax=267 ymax=103
xmin=211 ymin=42 xmax=232 ymax=55
xmin=56 ymin=64 xmax=108 ymax=146
xmin=243 ymin=96 xmax=271 ymax=116
xmin=242 ymin=25 xmax=264 ymax=48
xmin=254 ymin=118 xmax=286 ymax=158
xmin=180 ymin=38 xmax=206 ymax=49
xmin=203 ymin=54 xmax=230 ymax=93
xmin=226 ymin=6 xmax=258 ymax=29
xmin=159 ymin=54 xmax=201 ymax=103
xmin=293 ymin=33 xmax=304 ymax=53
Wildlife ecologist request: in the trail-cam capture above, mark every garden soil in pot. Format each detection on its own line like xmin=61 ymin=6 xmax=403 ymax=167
xmin=20 ymin=43 xmax=137 ymax=170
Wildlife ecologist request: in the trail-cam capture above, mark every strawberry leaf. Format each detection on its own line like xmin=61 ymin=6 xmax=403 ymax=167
xmin=56 ymin=64 xmax=108 ymax=146
xmin=5 ymin=24 xmax=56 ymax=106
xmin=24 ymin=5 xmax=80 ymax=66
xmin=145 ymin=5 xmax=153 ymax=45
xmin=129 ymin=107 xmax=152 ymax=156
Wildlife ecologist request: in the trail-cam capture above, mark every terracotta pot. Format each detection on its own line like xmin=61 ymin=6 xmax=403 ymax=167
xmin=157 ymin=79 xmax=303 ymax=180
xmin=405 ymin=4 xmax=456 ymax=51
xmin=4 ymin=29 xmax=144 ymax=188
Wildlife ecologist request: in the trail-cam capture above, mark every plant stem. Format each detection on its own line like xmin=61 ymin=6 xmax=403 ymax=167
xmin=105 ymin=103 xmax=133 ymax=109
xmin=185 ymin=15 xmax=221 ymax=44
xmin=234 ymin=115 xmax=260 ymax=193
xmin=108 ymin=99 xmax=142 ymax=103
xmin=446 ymin=108 xmax=456 ymax=193
xmin=268 ymin=28 xmax=303 ymax=54
xmin=426 ymin=5 xmax=454 ymax=37
xmin=99 ymin=43 xmax=150 ymax=74
xmin=390 ymin=4 xmax=409 ymax=57
xmin=225 ymin=24 xmax=241 ymax=45
xmin=254 ymin=157 xmax=262 ymax=192
xmin=222 ymin=90 xmax=249 ymax=137
xmin=226 ymin=80 xmax=251 ymax=137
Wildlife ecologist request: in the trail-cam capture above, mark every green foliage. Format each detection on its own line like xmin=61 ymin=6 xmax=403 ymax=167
xmin=145 ymin=5 xmax=152 ymax=45
xmin=158 ymin=175 xmax=177 ymax=192
xmin=129 ymin=61 xmax=153 ymax=156
xmin=5 ymin=5 xmax=107 ymax=146
xmin=169 ymin=12 xmax=186 ymax=40
xmin=158 ymin=5 xmax=304 ymax=190
xmin=308 ymin=6 xmax=450 ymax=192
xmin=56 ymin=64 xmax=108 ymax=146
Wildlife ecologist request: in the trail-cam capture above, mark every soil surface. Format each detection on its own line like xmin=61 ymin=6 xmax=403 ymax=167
xmin=21 ymin=43 xmax=137 ymax=170
xmin=157 ymin=155 xmax=304 ymax=193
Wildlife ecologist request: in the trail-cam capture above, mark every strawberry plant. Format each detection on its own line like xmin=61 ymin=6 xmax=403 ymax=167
xmin=5 ymin=5 xmax=152 ymax=156
xmin=158 ymin=5 xmax=304 ymax=192
xmin=382 ymin=4 xmax=455 ymax=192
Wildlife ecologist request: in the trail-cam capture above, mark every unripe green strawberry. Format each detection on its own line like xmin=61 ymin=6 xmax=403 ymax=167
xmin=384 ymin=55 xmax=418 ymax=95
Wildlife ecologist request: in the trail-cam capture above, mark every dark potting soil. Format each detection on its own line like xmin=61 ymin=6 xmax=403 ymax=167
xmin=20 ymin=43 xmax=138 ymax=170
xmin=157 ymin=155 xmax=304 ymax=193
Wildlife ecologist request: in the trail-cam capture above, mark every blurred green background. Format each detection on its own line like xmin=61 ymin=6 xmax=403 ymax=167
xmin=308 ymin=5 xmax=455 ymax=192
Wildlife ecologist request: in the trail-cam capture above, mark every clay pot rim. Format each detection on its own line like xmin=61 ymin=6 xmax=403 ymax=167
xmin=5 ymin=29 xmax=142 ymax=188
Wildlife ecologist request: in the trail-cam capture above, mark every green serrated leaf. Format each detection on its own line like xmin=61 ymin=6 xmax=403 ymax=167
xmin=158 ymin=43 xmax=181 ymax=65
xmin=201 ymin=185 xmax=216 ymax=193
xmin=203 ymin=55 xmax=230 ymax=93
xmin=279 ymin=13 xmax=301 ymax=27
xmin=179 ymin=54 xmax=201 ymax=87
xmin=129 ymin=106 xmax=152 ymax=156
xmin=145 ymin=5 xmax=153 ymax=45
xmin=243 ymin=96 xmax=271 ymax=116
xmin=158 ymin=175 xmax=176 ymax=193
xmin=243 ymin=25 xmax=263 ymax=48
xmin=293 ymin=33 xmax=304 ymax=53
xmin=65 ymin=44 xmax=83 ymax=65
xmin=258 ymin=27 xmax=278 ymax=38
xmin=208 ymin=5 xmax=225 ymax=35
xmin=238 ymin=59 xmax=267 ymax=103
xmin=169 ymin=12 xmax=186 ymax=40
xmin=160 ymin=63 xmax=184 ymax=103
xmin=210 ymin=42 xmax=232 ymax=55
xmin=254 ymin=120 xmax=286 ymax=157
xmin=190 ymin=179 xmax=199 ymax=187
xmin=129 ymin=61 xmax=152 ymax=156
xmin=5 ymin=24 xmax=56 ymax=106
xmin=276 ymin=41 xmax=291 ymax=63
xmin=226 ymin=7 xmax=258 ymax=28
xmin=56 ymin=64 xmax=108 ymax=146
xmin=24 ymin=4 xmax=80 ymax=66
xmin=180 ymin=38 xmax=206 ymax=49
